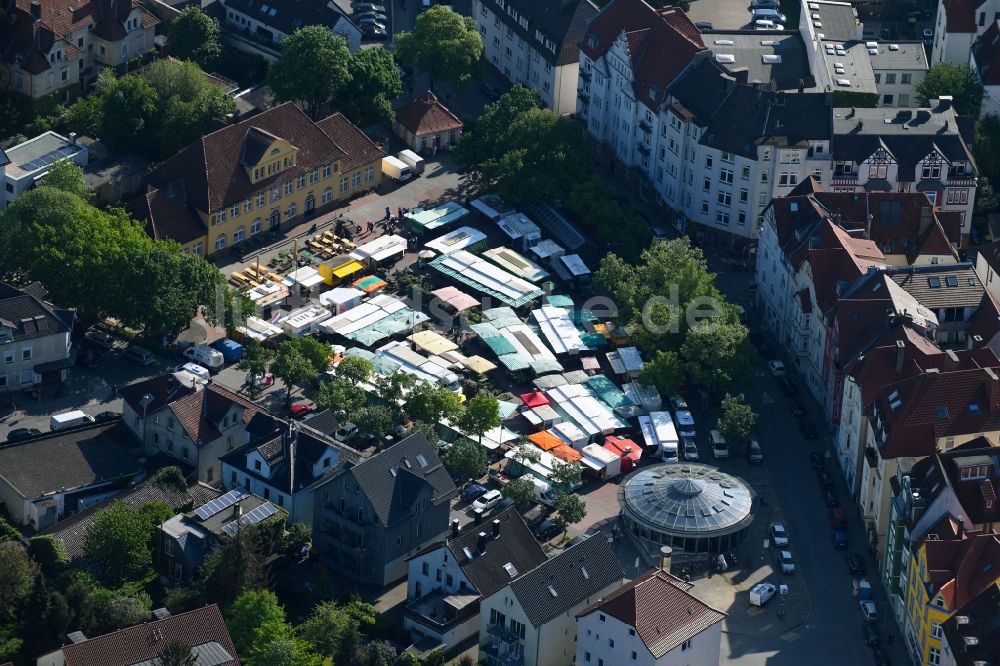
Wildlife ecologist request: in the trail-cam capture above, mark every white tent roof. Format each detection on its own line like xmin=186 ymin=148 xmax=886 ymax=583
xmin=546 ymin=383 xmax=627 ymax=437
xmin=424 ymin=226 xmax=487 ymax=255
xmin=350 ymin=234 xmax=408 ymax=262
xmin=319 ymin=287 xmax=364 ymax=307
xmin=531 ymin=305 xmax=589 ymax=355
xmin=283 ymin=266 xmax=325 ymax=288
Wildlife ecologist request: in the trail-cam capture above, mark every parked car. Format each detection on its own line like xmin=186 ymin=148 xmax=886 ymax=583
xmin=753 ymin=8 xmax=788 ymax=23
xmin=694 ymin=20 xmax=713 ymax=30
xmin=492 ymin=497 xmax=515 ymax=514
xmin=670 ymin=395 xmax=690 ymax=412
xmin=361 ymin=24 xmax=388 ymax=38
xmin=123 ymin=345 xmax=155 ymax=366
xmin=847 ymin=552 xmax=867 ymax=575
xmin=787 ymin=399 xmax=806 ymax=416
xmin=872 ymin=645 xmax=892 ymax=665
xmin=710 ymin=429 xmax=729 ymax=459
xmin=750 ymin=0 xmax=780 ymax=7
xmin=84 ymin=328 xmax=117 ymax=350
xmin=679 ymin=436 xmax=697 ymax=461
xmin=356 ymin=16 xmax=386 ymax=29
xmin=749 ymin=582 xmax=777 ymax=606
xmin=770 ymin=522 xmax=789 ymax=547
xmin=776 ymin=375 xmax=797 ymax=396
xmin=779 ymin=550 xmax=796 ymax=573
xmin=289 ymin=400 xmax=315 ymax=419
xmin=533 ymin=519 xmax=562 ymax=541
xmin=175 ymin=362 xmax=210 ymax=381
xmin=829 ymin=507 xmax=847 ymax=529
xmin=355 ymin=10 xmax=387 ymax=22
xmin=830 ymin=528 xmax=848 ymax=549
xmin=797 ymin=418 xmax=818 ymax=439
xmin=462 ymin=484 xmax=488 ymax=503
xmin=810 ymin=451 xmax=826 ymax=470
xmin=754 ymin=19 xmax=784 ymax=29
xmin=861 ymin=622 xmax=881 ymax=646
xmin=674 ymin=407 xmax=696 ymax=437
xmin=860 ymin=599 xmax=879 ymax=622
xmin=472 ymin=489 xmax=503 ymax=513
xmin=817 ymin=469 xmax=834 ymax=489
xmin=6 ymin=427 xmax=41 ymax=443
xmin=748 ymin=437 xmax=764 ymax=464
xmin=352 ymin=2 xmax=387 ymax=11
xmin=94 ymin=411 xmax=118 ymax=423
xmin=768 ymin=360 xmax=786 ymax=376
xmin=822 ymin=487 xmax=840 ymax=508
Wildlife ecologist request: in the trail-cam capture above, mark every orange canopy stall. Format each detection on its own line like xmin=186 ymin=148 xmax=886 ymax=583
xmin=528 ymin=430 xmax=564 ymax=451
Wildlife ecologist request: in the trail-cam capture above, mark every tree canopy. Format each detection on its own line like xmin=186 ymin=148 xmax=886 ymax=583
xmin=340 ymin=48 xmax=404 ymax=128
xmin=168 ymin=7 xmax=223 ymax=70
xmin=458 ymin=392 xmax=500 ymax=447
xmin=502 ymin=477 xmax=536 ymax=511
xmin=396 ymin=6 xmax=483 ymax=90
xmin=717 ymin=393 xmax=758 ymax=445
xmin=442 ymin=438 xmax=488 ymax=483
xmin=406 ymin=381 xmax=463 ymax=425
xmin=268 ymin=26 xmax=352 ymax=120
xmin=315 ymin=377 xmax=367 ymax=419
xmin=554 ymin=493 xmax=586 ymax=528
xmin=82 ymin=500 xmax=153 ymax=587
xmin=916 ymin=63 xmax=984 ymax=116
xmin=41 ymin=159 xmax=93 ymax=201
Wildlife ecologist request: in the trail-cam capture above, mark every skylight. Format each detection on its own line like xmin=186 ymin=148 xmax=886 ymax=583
xmin=836 ymin=79 xmax=851 ymax=86
xmin=936 ymin=405 xmax=950 ymax=421
xmin=970 ymin=403 xmax=981 ymax=416
xmin=504 ymin=562 xmax=518 ymax=577
xmin=548 ymin=585 xmax=558 ymax=597
xmin=928 ymin=276 xmax=941 ymax=288
xmin=463 ymin=547 xmax=475 ymax=560
xmin=715 ymin=54 xmax=736 ymax=63
xmin=416 ymin=453 xmax=428 ymax=468
xmin=763 ymin=54 xmax=782 ymax=63
xmin=946 ymin=276 xmax=959 ymax=287
xmin=713 ymin=39 xmax=734 ymax=45
xmin=581 ymin=566 xmax=590 ymax=579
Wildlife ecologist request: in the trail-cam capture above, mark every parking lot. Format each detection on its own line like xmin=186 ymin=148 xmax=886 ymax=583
xmin=686 ymin=0 xmax=755 ymax=31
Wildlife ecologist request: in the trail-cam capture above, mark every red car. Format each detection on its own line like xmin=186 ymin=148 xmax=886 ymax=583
xmin=788 ymin=399 xmax=806 ymax=417
xmin=829 ymin=507 xmax=847 ymax=530
xmin=289 ymin=400 xmax=315 ymax=418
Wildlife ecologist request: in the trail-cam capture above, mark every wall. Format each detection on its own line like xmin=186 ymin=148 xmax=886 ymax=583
xmin=0 ymin=329 xmax=71 ymax=392
xmin=872 ymin=67 xmax=924 ymax=107
xmin=406 ymin=545 xmax=469 ymax=600
xmin=536 ymin=579 xmax=624 ymax=666
xmin=975 ymin=251 xmax=1000 ymax=304
xmin=577 ymin=610 xmax=722 ymax=666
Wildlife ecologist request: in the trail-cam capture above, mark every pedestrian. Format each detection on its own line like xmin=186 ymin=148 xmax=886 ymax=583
xmin=398 ymin=206 xmax=403 ymax=220
xmin=385 ymin=206 xmax=391 ymax=221
xmin=368 ymin=221 xmax=374 ymax=234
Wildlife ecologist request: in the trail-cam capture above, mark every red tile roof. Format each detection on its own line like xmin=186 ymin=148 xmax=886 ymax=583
xmin=60 ymin=604 xmax=239 ymax=666
xmin=316 ymin=112 xmax=386 ymax=171
xmin=923 ymin=533 xmax=1000 ymax=610
xmin=943 ymin=0 xmax=980 ymax=33
xmin=167 ymin=383 xmax=262 ymax=444
xmin=579 ymin=0 xmax=704 ymax=111
xmin=579 ymin=569 xmax=725 ymax=658
xmin=393 ymin=90 xmax=463 ymax=137
xmin=974 ymin=22 xmax=1000 ymax=84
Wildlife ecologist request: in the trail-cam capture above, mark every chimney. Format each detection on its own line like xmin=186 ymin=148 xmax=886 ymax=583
xmin=450 ymin=519 xmax=460 ymax=539
xmin=732 ymin=67 xmax=749 ymax=84
xmin=660 ymin=546 xmax=673 ymax=573
xmin=491 ymin=518 xmax=501 ymax=539
xmin=946 ymin=349 xmax=959 ymax=363
xmin=895 ymin=339 xmax=905 ymax=373
xmin=474 ymin=508 xmax=483 ymax=525
xmin=69 ymin=132 xmax=77 ymax=146
xmin=30 ymin=1 xmax=41 ymax=20
xmin=857 ymin=120 xmax=864 ymax=131
xmin=477 ymin=531 xmax=487 ymax=554
xmin=939 ymin=95 xmax=953 ymax=110
xmin=957 ymin=519 xmax=964 ymax=538
xmin=233 ymin=502 xmax=242 ymax=519
xmin=985 ymin=368 xmax=1000 ymax=412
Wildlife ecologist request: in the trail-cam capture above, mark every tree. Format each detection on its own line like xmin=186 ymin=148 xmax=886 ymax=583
xmin=200 ymin=528 xmax=266 ymax=608
xmin=237 ymin=339 xmax=276 ymax=397
xmin=281 ymin=522 xmax=312 ymax=556
xmin=681 ymin=320 xmax=757 ymax=392
xmin=975 ymin=115 xmax=1000 ymax=186
xmin=168 ymin=7 xmax=222 ymax=70
xmin=156 ymin=639 xmax=199 ymax=666
xmin=95 ymin=73 xmax=159 ymax=155
xmin=395 ymin=6 xmax=483 ymax=90
xmin=406 ymin=381 xmax=463 ymax=425
xmin=373 ymin=371 xmax=416 ymax=406
xmin=248 ymin=634 xmax=321 ymax=666
xmin=502 ymin=477 xmax=536 ymax=511
xmin=355 ymin=405 xmax=396 ymax=443
xmin=511 ymin=443 xmax=541 ymax=466
xmin=458 ymin=392 xmax=500 ymax=447
xmin=916 ymin=63 xmax=984 ymax=116
xmin=42 ymin=159 xmax=93 ymax=200
xmin=20 ymin=576 xmax=71 ymax=658
xmin=222 ymin=287 xmax=257 ymax=334
xmin=270 ymin=343 xmax=315 ymax=397
xmin=554 ymin=493 xmax=586 ymax=528
xmin=442 ymin=438 xmax=488 ymax=483
xmin=268 ymin=26 xmax=352 ymax=119
xmin=315 ymin=377 xmax=368 ymax=419
xmin=638 ymin=350 xmax=683 ymax=398
xmin=27 ymin=536 xmax=68 ymax=577
xmin=718 ymin=393 xmax=757 ymax=448
xmin=225 ymin=590 xmax=287 ymax=656
xmin=0 ymin=543 xmax=37 ymax=622
xmin=336 ymin=355 xmax=374 ymax=385
xmin=82 ymin=500 xmax=152 ymax=587
xmin=549 ymin=462 xmax=582 ymax=495
xmin=340 ymin=48 xmax=404 ymax=127
xmin=567 ymin=178 xmax=652 ymax=261
xmin=297 ymin=602 xmax=354 ymax=658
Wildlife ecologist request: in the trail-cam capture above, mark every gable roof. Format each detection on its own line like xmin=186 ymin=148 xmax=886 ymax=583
xmin=943 ymin=0 xmax=981 ymax=33
xmin=0 ymin=282 xmax=74 ymax=341
xmin=922 ymin=532 xmax=1000 ymax=610
xmin=506 ymin=534 xmax=624 ymax=627
xmin=221 ymin=0 xmax=353 ymax=38
xmin=941 ymin=582 xmax=1000 ymax=666
xmin=59 ymin=604 xmax=238 ymax=666
xmin=488 ymin=0 xmax=599 ymax=67
xmin=443 ymin=508 xmax=547 ymax=598
xmin=393 ymin=91 xmax=464 ymax=137
xmin=166 ymin=383 xmax=262 ymax=444
xmin=347 ymin=432 xmax=457 ymax=526
xmin=0 ymin=422 xmax=142 ymax=500
xmin=579 ymin=568 xmax=726 ymax=658
xmin=121 ymin=374 xmax=196 ymax=419
xmin=315 ymin=112 xmax=386 ymax=171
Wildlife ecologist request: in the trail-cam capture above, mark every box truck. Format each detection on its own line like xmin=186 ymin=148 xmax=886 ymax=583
xmin=397 ymin=149 xmax=425 ymax=175
xmin=50 ymin=410 xmax=96 ymax=431
xmin=381 ymin=156 xmax=412 ymax=182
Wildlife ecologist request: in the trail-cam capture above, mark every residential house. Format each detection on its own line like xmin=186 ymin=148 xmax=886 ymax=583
xmin=2 ymin=131 xmax=87 ymax=208
xmin=576 ymin=567 xmax=726 ymax=666
xmin=221 ymin=412 xmax=360 ymax=525
xmin=830 ymin=100 xmax=977 ymax=238
xmin=0 ymin=0 xmax=158 ymax=102
xmin=931 ymin=0 xmax=1000 ymax=64
xmin=36 ymin=604 xmax=239 ymax=666
xmin=121 ymin=374 xmax=263 ymax=485
xmin=403 ymin=508 xmax=547 ymax=648
xmin=0 ymin=420 xmax=143 ymax=529
xmin=129 ymin=104 xmax=384 ymax=257
xmin=868 ymin=42 xmax=928 ymax=107
xmin=220 ymin=0 xmax=361 ymax=56
xmin=312 ymin=432 xmax=458 ymax=586
xmin=156 ymin=490 xmax=285 ymax=583
xmin=0 ymin=282 xmax=75 ymax=392
xmin=972 ymin=21 xmax=1000 ymax=117
xmin=38 ymin=476 xmax=221 ymax=562
xmin=885 ymin=437 xmax=1000 ymax=623
xmin=940 ymin=582 xmax=1000 ymax=666
xmin=77 ymin=137 xmax=146 ymax=207
xmin=392 ymin=91 xmax=464 ymax=154
xmin=974 ymin=239 xmax=1000 ymax=303
xmin=903 ymin=527 xmax=1000 ymax=665
xmin=473 ymin=0 xmax=598 ymax=115
xmin=478 ymin=535 xmax=625 ymax=666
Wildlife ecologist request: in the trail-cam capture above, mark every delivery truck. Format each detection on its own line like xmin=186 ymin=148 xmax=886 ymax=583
xmin=381 ymin=156 xmax=412 ymax=182
xmin=397 ymin=149 xmax=425 ymax=175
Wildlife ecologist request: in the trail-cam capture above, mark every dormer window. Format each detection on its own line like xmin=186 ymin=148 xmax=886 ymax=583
xmin=587 ymin=33 xmax=599 ymax=49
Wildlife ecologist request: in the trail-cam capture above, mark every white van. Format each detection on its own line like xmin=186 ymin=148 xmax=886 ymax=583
xmin=183 ymin=344 xmax=224 ymax=372
xmin=50 ymin=410 xmax=96 ymax=431
xmin=531 ymin=477 xmax=557 ymax=507
xmin=710 ymin=429 xmax=729 ymax=459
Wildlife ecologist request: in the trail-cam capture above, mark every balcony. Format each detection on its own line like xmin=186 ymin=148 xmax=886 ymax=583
xmin=323 ymin=507 xmax=369 ymax=533
xmin=578 ymin=91 xmax=590 ymax=103
xmin=481 ymin=641 xmax=525 ymax=666
xmin=637 ymin=143 xmax=651 ymax=157
xmin=404 ymin=590 xmax=480 ymax=631
xmin=579 ymin=69 xmax=591 ymax=82
xmin=486 ymin=624 xmax=522 ymax=643
xmin=639 ymin=120 xmax=652 ymax=134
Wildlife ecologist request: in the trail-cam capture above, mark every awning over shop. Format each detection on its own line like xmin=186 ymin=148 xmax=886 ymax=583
xmin=410 ymin=330 xmax=459 ymax=356
xmin=528 ymin=431 xmax=564 ymax=451
xmin=332 ymin=260 xmax=364 ymax=278
xmin=519 ymin=391 xmax=550 ymax=408
xmin=431 ymin=286 xmax=480 ymax=313
xmin=353 ymin=275 xmax=388 ymax=294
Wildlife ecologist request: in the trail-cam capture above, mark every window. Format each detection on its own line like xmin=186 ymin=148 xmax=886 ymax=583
xmin=271 ymin=187 xmax=281 ymax=202
xmin=701 ymin=201 xmax=710 ymax=214
xmin=901 ymin=73 xmax=911 ymax=84
xmin=422 ymin=562 xmax=429 ymax=575
xmin=322 ymin=187 xmax=333 ymax=204
xmin=287 ymin=203 xmax=297 ymax=219
xmin=284 ymin=181 xmax=293 ymax=195
xmin=19 ymin=370 xmax=34 ymax=384
xmin=931 ymin=622 xmax=942 ymax=639
xmin=922 ymin=164 xmax=941 ymax=179
xmin=215 ymin=233 xmax=227 ymax=251
xmin=740 ymin=188 xmax=749 ymax=203
xmin=251 ymin=218 xmax=262 ymax=235
xmin=352 ymin=171 xmax=361 ymax=188
xmin=297 ymin=174 xmax=306 ymax=189
xmin=778 ymin=172 xmax=798 ymax=186
xmin=716 ymin=212 xmax=730 ymax=225
xmin=584 ymin=653 xmax=591 ymax=663
xmin=608 ymin=639 xmax=615 ymax=648
xmin=882 ymin=95 xmax=894 ymax=105
xmin=20 ymin=346 xmax=31 ymax=361
xmin=216 ymin=209 xmax=226 ymax=225
xmin=681 ymin=639 xmax=692 ymax=652
xmin=631 ymin=651 xmax=637 ymax=661
xmin=742 ymin=165 xmax=751 ymax=180
xmin=718 ymin=191 xmax=732 ymax=207
xmin=721 ymin=168 xmax=734 ymax=184
xmin=340 ymin=176 xmax=349 ymax=193
xmin=3 ymin=350 xmax=12 ymax=364
xmin=835 ymin=161 xmax=854 ymax=175
xmin=121 ymin=43 xmax=129 ymax=58
xmin=929 ymin=647 xmax=940 ymax=665
xmin=705 ymin=155 xmax=713 ymax=169
xmin=366 ymin=165 xmax=374 ymax=182
xmin=181 ymin=446 xmax=189 ymax=460
xmin=599 ymin=614 xmax=606 ymax=623
xmin=254 ymin=459 xmax=262 ymax=471
xmin=870 ymin=163 xmax=888 ymax=179
xmin=257 ymin=193 xmax=265 ymax=207
xmin=721 ymin=151 xmax=735 ymax=163
xmin=703 ymin=178 xmax=711 ymax=192
xmin=628 ymin=629 xmax=635 ymax=637
xmin=323 ymin=164 xmax=333 ymax=178
xmin=885 ymin=73 xmax=896 ymax=84
xmin=233 ymin=226 xmax=245 ymax=243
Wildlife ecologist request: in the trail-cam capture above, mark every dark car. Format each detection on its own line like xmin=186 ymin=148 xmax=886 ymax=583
xmin=830 ymin=527 xmax=848 ymax=549
xmin=788 ymin=399 xmax=806 ymax=416
xmin=776 ymin=375 xmax=797 ymax=396
xmin=817 ymin=469 xmax=834 ymax=489
xmin=822 ymin=487 xmax=840 ymax=508
xmin=872 ymin=646 xmax=891 ymax=666
xmin=462 ymin=484 xmax=488 ymax=503
xmin=479 ymin=83 xmax=504 ymax=101
xmin=862 ymin=622 xmax=880 ymax=646
xmin=533 ymin=519 xmax=563 ymax=541
xmin=492 ymin=497 xmax=515 ymax=514
xmin=810 ymin=451 xmax=826 ymax=470
xmin=6 ymin=427 xmax=41 ymax=443
xmin=847 ymin=552 xmax=867 ymax=575
xmin=94 ymin=411 xmax=120 ymax=423
xmin=798 ymin=418 xmax=818 ymax=439
xmin=694 ymin=20 xmax=713 ymax=30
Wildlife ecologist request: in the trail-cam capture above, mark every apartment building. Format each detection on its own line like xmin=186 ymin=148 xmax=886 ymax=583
xmin=0 ymin=282 xmax=74 ymax=393
xmin=473 ymin=0 xmax=598 ymax=115
xmin=971 ymin=21 xmax=1000 ymax=117
xmin=220 ymin=0 xmax=361 ymax=55
xmin=931 ymin=0 xmax=1000 ymax=64
xmin=0 ymin=0 xmax=158 ymax=101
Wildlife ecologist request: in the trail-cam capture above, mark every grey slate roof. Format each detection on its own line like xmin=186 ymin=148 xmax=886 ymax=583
xmin=888 ymin=264 xmax=984 ymax=308
xmin=703 ymin=32 xmax=814 ymax=91
xmin=221 ymin=0 xmax=355 ymax=37
xmin=494 ymin=0 xmax=600 ymax=67
xmin=446 ymin=508 xmax=548 ymax=598
xmin=348 ymin=432 xmax=457 ymax=526
xmin=507 ymin=533 xmax=624 ymax=627
xmin=0 ymin=282 xmax=74 ymax=342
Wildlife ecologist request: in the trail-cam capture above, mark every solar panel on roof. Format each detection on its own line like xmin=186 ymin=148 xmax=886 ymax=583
xmin=195 ymin=489 xmax=249 ymax=520
xmin=221 ymin=501 xmax=278 ymax=537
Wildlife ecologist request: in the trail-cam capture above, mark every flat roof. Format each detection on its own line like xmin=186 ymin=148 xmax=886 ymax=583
xmin=531 ymin=305 xmax=590 ymax=355
xmin=547 ymin=383 xmax=628 ymax=438
xmin=482 ymin=247 xmax=550 ymax=283
xmin=424 ymin=226 xmax=488 ymax=255
xmin=429 ymin=250 xmax=543 ymax=307
xmin=818 ymin=40 xmax=877 ymax=93
xmin=868 ymin=41 xmax=927 ymax=71
xmin=280 ymin=305 xmax=331 ymax=331
xmin=804 ymin=0 xmax=860 ymax=42
xmin=6 ymin=131 xmax=86 ymax=180
xmin=705 ymin=32 xmax=813 ymax=90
